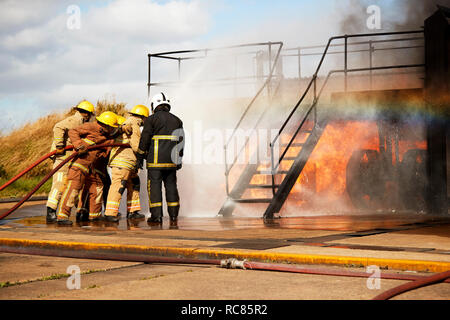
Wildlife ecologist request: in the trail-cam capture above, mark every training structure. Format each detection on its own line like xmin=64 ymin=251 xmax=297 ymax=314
xmin=148 ymin=7 xmax=449 ymax=218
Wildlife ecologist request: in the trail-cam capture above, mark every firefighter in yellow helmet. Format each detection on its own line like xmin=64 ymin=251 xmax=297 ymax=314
xmin=75 ymin=115 xmax=128 ymax=222
xmin=104 ymin=105 xmax=150 ymax=222
xmin=56 ymin=111 xmax=118 ymax=225
xmin=46 ymin=100 xmax=94 ymax=223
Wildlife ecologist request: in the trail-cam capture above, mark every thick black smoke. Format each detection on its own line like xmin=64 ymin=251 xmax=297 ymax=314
xmin=339 ymin=0 xmax=450 ymax=33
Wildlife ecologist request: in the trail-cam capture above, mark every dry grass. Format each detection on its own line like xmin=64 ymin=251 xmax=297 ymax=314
xmin=0 ymin=99 xmax=128 ymax=197
xmin=95 ymin=98 xmax=127 ymax=116
xmin=0 ymin=113 xmax=64 ymax=179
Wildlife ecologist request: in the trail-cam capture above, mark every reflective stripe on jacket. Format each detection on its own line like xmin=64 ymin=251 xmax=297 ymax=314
xmin=67 ymin=122 xmax=114 ymax=173
xmin=109 ymin=115 xmax=142 ymax=170
xmin=138 ymin=106 xmax=184 ymax=170
xmin=50 ymin=111 xmax=87 ymax=160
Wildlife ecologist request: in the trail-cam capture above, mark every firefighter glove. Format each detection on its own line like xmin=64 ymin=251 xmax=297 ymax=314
xmin=136 ymin=156 xmax=144 ymax=170
xmin=122 ymin=123 xmax=133 ymax=135
xmin=76 ymin=144 xmax=88 ymax=154
xmin=55 ymin=148 xmax=66 ymax=155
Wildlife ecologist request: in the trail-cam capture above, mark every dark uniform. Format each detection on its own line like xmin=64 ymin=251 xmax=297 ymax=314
xmin=137 ymin=104 xmax=184 ymax=222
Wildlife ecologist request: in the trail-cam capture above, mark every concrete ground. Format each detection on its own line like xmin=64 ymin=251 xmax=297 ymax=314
xmin=0 ymin=202 xmax=449 ymax=300
xmin=1 ymin=254 xmax=449 ymax=300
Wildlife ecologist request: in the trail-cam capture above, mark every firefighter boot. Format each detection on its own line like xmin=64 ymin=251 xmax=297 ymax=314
xmin=127 ymin=211 xmax=145 ymax=220
xmin=147 ymin=216 xmax=162 ymax=225
xmin=76 ymin=208 xmax=89 ymax=222
xmin=57 ymin=219 xmax=73 ymax=226
xmin=147 ymin=204 xmax=163 ymax=224
xmin=105 ymin=215 xmax=120 ymax=223
xmin=46 ymin=207 xmax=57 ymax=223
xmin=104 ymin=212 xmax=121 ymax=223
xmin=168 ymin=204 xmax=179 ymax=225
xmin=169 ymin=218 xmax=178 ymax=229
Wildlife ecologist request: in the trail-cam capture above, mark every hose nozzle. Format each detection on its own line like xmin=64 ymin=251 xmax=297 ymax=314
xmin=220 ymin=258 xmax=247 ymax=269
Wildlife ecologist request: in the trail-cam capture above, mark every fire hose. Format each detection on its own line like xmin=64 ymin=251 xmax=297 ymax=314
xmin=0 ymin=143 xmax=130 ymax=220
xmin=1 ymin=143 xmax=448 ymax=299
xmin=372 ymin=270 xmax=450 ymax=300
xmin=0 ymin=237 xmax=448 ymax=300
xmin=221 ymin=259 xmax=450 ymax=300
xmin=221 ymin=259 xmax=450 ymax=299
xmin=0 ymin=146 xmax=75 ymax=192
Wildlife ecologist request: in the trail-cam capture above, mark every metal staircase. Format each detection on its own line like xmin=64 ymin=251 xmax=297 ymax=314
xmin=219 ymin=30 xmax=425 ymax=219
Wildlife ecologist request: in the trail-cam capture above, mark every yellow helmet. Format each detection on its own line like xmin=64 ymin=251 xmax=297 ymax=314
xmin=130 ymin=105 xmax=149 ymax=118
xmin=117 ymin=115 xmax=126 ymax=125
xmin=76 ymin=100 xmax=95 ymax=114
xmin=96 ymin=111 xmax=118 ymax=128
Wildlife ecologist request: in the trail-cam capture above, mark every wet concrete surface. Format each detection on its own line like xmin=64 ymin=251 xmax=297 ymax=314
xmin=0 ymin=201 xmax=449 ymax=299
xmin=1 ymin=202 xmax=450 ymax=261
xmin=1 ymin=256 xmax=449 ymax=300
xmin=1 ymin=202 xmax=448 ymax=232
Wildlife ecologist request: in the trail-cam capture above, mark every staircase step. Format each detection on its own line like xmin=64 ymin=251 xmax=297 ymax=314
xmin=256 ymin=170 xmax=289 ymax=175
xmin=232 ymin=198 xmax=273 ymax=203
xmin=281 ymin=143 xmax=304 ymax=147
xmin=247 ymin=184 xmax=280 ymax=189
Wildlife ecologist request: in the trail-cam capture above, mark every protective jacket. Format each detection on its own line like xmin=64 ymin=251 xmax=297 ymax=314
xmin=50 ymin=111 xmax=88 ymax=159
xmin=109 ymin=115 xmax=142 ymax=170
xmin=137 ymin=106 xmax=184 ymax=170
xmin=68 ymin=122 xmax=114 ymax=174
xmin=58 ymin=122 xmax=113 ymax=220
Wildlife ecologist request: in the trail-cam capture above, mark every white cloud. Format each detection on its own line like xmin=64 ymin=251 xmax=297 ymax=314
xmin=0 ymin=0 xmax=59 ymax=34
xmin=0 ymin=0 xmax=213 ymax=132
xmin=85 ymin=0 xmax=211 ymax=42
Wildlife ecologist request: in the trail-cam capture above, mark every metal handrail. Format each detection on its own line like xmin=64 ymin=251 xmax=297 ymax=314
xmin=226 ymin=81 xmax=282 ymax=175
xmin=269 ymin=30 xmax=424 ymax=193
xmin=148 ymin=74 xmax=283 ymax=88
xmin=147 ymin=41 xmax=285 ymax=198
xmin=147 ymin=41 xmax=283 ymax=97
xmin=224 ymin=79 xmax=283 ymax=195
xmin=283 ymin=36 xmax=423 ymax=52
xmin=269 ymin=30 xmax=424 ymax=156
xmin=272 ymin=63 xmax=425 ymax=172
xmin=282 ymin=45 xmax=424 ymax=58
xmin=224 ymin=43 xmax=283 ymax=148
xmin=223 ymin=43 xmax=284 ymax=196
xmin=150 ymin=41 xmax=285 ymax=58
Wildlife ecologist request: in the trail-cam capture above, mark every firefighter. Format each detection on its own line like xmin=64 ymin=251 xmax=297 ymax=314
xmin=56 ymin=111 xmax=118 ymax=225
xmin=136 ymin=93 xmax=184 ymax=225
xmin=75 ymin=116 xmax=127 ymax=222
xmin=46 ymin=100 xmax=94 ymax=223
xmin=104 ymin=105 xmax=150 ymax=223
xmin=75 ymin=155 xmax=110 ymax=222
xmin=75 ymin=155 xmax=109 ymax=223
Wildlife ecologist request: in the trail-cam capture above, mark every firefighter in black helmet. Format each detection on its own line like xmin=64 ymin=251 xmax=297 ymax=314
xmin=136 ymin=92 xmax=184 ymax=225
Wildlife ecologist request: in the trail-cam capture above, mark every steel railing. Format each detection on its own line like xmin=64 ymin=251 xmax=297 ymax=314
xmin=268 ymin=30 xmax=424 ymax=195
xmin=281 ymin=35 xmax=424 ymax=81
xmin=147 ymin=41 xmax=283 ymax=98
xmin=147 ymin=42 xmax=285 ymax=197
xmin=223 ymin=43 xmax=284 ymax=196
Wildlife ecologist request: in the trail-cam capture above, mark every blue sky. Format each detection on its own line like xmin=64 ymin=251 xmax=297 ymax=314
xmin=0 ymin=0 xmax=441 ymax=134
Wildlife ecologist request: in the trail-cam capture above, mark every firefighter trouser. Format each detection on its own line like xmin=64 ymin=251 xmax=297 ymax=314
xmin=147 ymin=169 xmax=179 ymax=218
xmin=77 ymin=170 xmax=111 ymax=213
xmin=46 ymin=158 xmax=70 ymax=210
xmin=104 ymin=167 xmax=141 ymax=217
xmin=57 ymin=167 xmax=103 ymax=220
